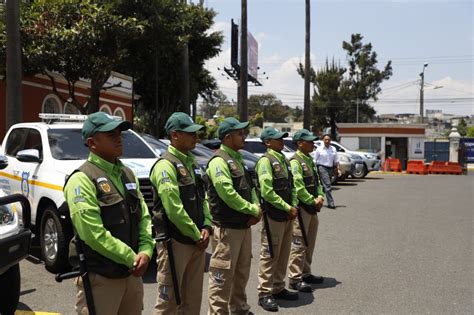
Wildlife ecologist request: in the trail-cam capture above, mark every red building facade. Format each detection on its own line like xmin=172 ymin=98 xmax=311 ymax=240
xmin=0 ymin=72 xmax=134 ymax=139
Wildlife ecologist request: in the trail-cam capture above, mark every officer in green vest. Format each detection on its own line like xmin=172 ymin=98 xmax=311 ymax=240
xmin=64 ymin=112 xmax=155 ymax=314
xmin=207 ymin=117 xmax=262 ymax=315
xmin=287 ymin=129 xmax=325 ymax=291
xmin=256 ymin=127 xmax=311 ymax=312
xmin=150 ymin=112 xmax=213 ymax=314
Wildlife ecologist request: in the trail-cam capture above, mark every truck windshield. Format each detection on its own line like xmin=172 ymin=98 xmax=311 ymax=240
xmin=48 ymin=129 xmax=155 ymax=160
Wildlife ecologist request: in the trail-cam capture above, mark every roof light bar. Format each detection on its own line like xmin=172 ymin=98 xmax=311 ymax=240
xmin=38 ymin=113 xmax=123 ymax=122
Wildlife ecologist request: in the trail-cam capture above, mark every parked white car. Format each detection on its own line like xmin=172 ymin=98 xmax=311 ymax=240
xmin=0 ymin=114 xmax=157 ymax=272
xmin=0 ymin=155 xmax=31 ymax=314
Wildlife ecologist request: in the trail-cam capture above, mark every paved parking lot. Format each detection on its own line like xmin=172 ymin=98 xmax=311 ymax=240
xmin=17 ymin=173 xmax=473 ymax=314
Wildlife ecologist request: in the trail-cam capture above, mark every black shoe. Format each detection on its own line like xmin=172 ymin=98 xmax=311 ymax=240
xmin=289 ymin=281 xmax=313 ymax=293
xmin=258 ymin=295 xmax=278 ymax=312
xmin=272 ymin=288 xmax=299 ymax=300
xmin=302 ymin=274 xmax=324 ymax=284
xmin=327 ymin=204 xmax=336 ymax=209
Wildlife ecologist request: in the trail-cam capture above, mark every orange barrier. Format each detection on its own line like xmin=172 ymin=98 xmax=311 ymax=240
xmin=406 ymin=160 xmax=428 ymax=175
xmin=428 ymin=161 xmax=462 ymax=175
xmin=384 ymin=158 xmax=402 ymax=172
xmin=445 ymin=162 xmax=462 ymax=175
xmin=429 ymin=161 xmax=447 ymax=174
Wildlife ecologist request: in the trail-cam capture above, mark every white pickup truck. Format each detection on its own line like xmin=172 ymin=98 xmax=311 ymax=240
xmin=0 ymin=114 xmax=157 ymax=273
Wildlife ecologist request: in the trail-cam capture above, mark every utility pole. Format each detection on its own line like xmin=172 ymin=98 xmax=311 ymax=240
xmin=303 ymin=0 xmax=311 ymax=130
xmin=239 ymin=0 xmax=248 ymax=122
xmin=6 ymin=0 xmax=22 ymax=129
xmin=356 ymin=99 xmax=359 ymax=123
xmin=419 ymin=63 xmax=428 ymax=124
xmin=181 ymin=0 xmax=190 ymax=114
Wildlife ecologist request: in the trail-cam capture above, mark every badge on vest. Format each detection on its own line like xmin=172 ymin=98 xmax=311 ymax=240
xmin=272 ymin=161 xmax=281 ymax=172
xmin=176 ymin=163 xmax=187 ymax=177
xmin=125 ymin=182 xmax=136 ymax=190
xmin=227 ymin=160 xmax=238 ymax=171
xmin=97 ymin=177 xmax=111 ymax=193
xmin=301 ymin=163 xmax=309 ymax=172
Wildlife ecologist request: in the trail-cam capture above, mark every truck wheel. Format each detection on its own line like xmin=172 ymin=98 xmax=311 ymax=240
xmin=0 ymin=263 xmax=20 ymax=315
xmin=40 ymin=207 xmax=70 ymax=273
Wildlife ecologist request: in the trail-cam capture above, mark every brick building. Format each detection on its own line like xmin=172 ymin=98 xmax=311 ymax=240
xmin=0 ymin=71 xmax=134 ymax=139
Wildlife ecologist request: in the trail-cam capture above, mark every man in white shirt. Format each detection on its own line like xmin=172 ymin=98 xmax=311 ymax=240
xmin=314 ymin=134 xmax=338 ymax=209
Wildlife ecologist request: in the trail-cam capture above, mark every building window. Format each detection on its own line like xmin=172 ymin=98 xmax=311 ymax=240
xmin=113 ymin=107 xmax=126 ymax=120
xmin=359 ymin=137 xmax=381 ymax=153
xmin=63 ymin=102 xmax=80 ymax=114
xmin=42 ymin=95 xmax=62 ymax=113
xmin=100 ymin=105 xmax=112 ymax=115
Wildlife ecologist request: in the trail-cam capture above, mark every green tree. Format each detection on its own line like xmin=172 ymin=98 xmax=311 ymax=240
xmin=292 ymin=106 xmax=303 ymax=122
xmin=216 ymin=104 xmax=237 ymax=117
xmin=339 ymin=34 xmax=393 ymax=122
xmin=113 ymin=0 xmax=223 ymax=137
xmin=297 ymin=34 xmax=392 ymax=136
xmin=457 ymin=118 xmax=468 ymax=136
xmin=199 ymin=90 xmax=229 ymax=119
xmin=306 ymin=59 xmax=346 ymax=138
xmin=466 ymin=126 xmax=474 ymax=138
xmin=248 ymin=93 xmax=290 ymax=123
xmin=17 ymin=0 xmax=144 ymax=114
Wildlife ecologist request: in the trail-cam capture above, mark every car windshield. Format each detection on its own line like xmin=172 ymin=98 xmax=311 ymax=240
xmin=283 ymin=139 xmax=297 ymax=151
xmin=239 ymin=149 xmax=259 ymax=162
xmin=48 ymin=129 xmax=155 ymax=160
xmin=192 ymin=144 xmax=213 ymax=158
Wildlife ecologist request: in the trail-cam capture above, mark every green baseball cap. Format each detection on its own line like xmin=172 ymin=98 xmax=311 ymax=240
xmin=218 ymin=117 xmax=249 ymax=139
xmin=260 ymin=127 xmax=288 ymax=141
xmin=165 ymin=112 xmax=204 ymax=134
xmin=82 ymin=112 xmax=131 ymax=141
xmin=293 ymin=129 xmax=318 ymax=142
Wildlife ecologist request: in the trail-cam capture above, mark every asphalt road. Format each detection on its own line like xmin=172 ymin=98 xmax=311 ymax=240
xmin=17 ymin=173 xmax=473 ymax=314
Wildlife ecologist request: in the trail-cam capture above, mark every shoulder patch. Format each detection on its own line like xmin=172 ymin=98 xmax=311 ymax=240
xmin=161 ymin=170 xmax=171 ymax=184
xmin=73 ymin=185 xmax=85 ymax=203
xmin=215 ymin=166 xmax=223 ymax=177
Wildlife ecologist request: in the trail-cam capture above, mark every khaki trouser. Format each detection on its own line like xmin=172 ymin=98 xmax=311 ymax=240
xmin=155 ymin=239 xmax=206 ymax=315
xmin=75 ymin=272 xmax=143 ymax=315
xmin=208 ymin=226 xmax=252 ymax=315
xmin=288 ymin=210 xmax=319 ymax=283
xmin=257 ymin=216 xmax=293 ymax=297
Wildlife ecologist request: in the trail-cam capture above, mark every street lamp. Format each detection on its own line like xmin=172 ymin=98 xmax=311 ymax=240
xmin=419 ymin=63 xmax=428 ymax=123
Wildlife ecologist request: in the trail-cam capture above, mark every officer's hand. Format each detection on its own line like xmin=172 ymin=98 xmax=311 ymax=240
xmin=246 ymin=216 xmax=259 ymax=227
xmin=196 ymin=229 xmax=210 ymax=251
xmin=315 ymin=197 xmax=324 ymax=207
xmin=255 ymin=205 xmax=263 ymax=221
xmin=129 ymin=252 xmax=150 ymax=277
xmin=289 ymin=207 xmax=298 ymax=220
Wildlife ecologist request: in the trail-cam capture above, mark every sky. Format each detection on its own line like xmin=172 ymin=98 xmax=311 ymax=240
xmin=200 ymin=0 xmax=473 ymax=116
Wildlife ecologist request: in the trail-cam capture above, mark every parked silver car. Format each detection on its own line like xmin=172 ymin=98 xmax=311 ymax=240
xmin=314 ymin=140 xmax=380 ymax=178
